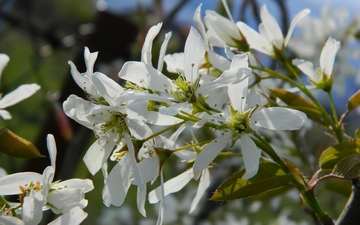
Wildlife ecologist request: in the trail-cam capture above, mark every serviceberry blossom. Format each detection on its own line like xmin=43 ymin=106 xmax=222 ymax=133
xmin=237 ymin=5 xmax=310 ymax=58
xmin=293 ymin=37 xmax=340 ymax=92
xmin=0 ymin=54 xmax=40 ymax=120
xmin=193 ymin=77 xmax=307 ymax=179
xmin=0 ymin=134 xmax=93 ymax=224
xmin=63 ymin=48 xmax=154 ymax=175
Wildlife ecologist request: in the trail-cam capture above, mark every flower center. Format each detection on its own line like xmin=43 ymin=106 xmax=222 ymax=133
xmin=100 ymin=111 xmax=128 ymax=139
xmin=170 ymin=75 xmax=200 ymax=103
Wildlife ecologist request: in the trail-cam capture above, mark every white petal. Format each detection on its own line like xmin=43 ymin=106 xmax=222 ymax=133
xmin=184 ymin=27 xmax=206 ymax=83
xmin=119 ymin=61 xmax=175 ymax=92
xmin=204 ymin=11 xmax=240 ymax=45
xmin=48 ymin=207 xmax=87 ymax=225
xmin=260 ymin=5 xmax=283 ymax=49
xmin=56 ymin=179 xmax=94 ymax=193
xmin=230 ymin=53 xmax=249 ymax=69
xmin=241 ymin=134 xmax=260 ymax=179
xmin=91 ymin=72 xmax=123 ymax=106
xmin=0 ymin=216 xmax=24 ymax=225
xmin=0 ymin=84 xmax=40 ymax=108
xmin=207 ymin=50 xmax=231 ymax=71
xmin=164 ymin=53 xmax=184 ymax=74
xmin=189 ymin=168 xmax=210 ymax=213
xmin=148 ymin=169 xmax=193 ymax=204
xmin=251 ymin=107 xmax=307 ymax=130
xmin=102 ymin=153 xmax=132 ymax=207
xmin=284 ymin=9 xmax=311 ymax=46
xmin=193 ymin=134 xmax=230 ymax=178
xmin=133 ymin=156 xmax=159 ymax=185
xmin=0 ymin=54 xmax=9 ymax=80
xmin=0 ymin=109 xmax=11 ymax=120
xmin=83 ymin=134 xmax=116 ymax=175
xmin=83 ymin=47 xmax=98 ymax=75
xmin=22 ymin=190 xmax=44 ymax=225
xmin=47 ymin=188 xmax=84 ymax=210
xmin=158 ymin=31 xmax=172 ymax=72
xmin=46 ymin=134 xmax=57 ymax=170
xmin=147 ymin=111 xmax=183 ymax=126
xmin=193 ymin=4 xmax=207 ymax=45
xmin=236 ymin=21 xmax=273 ymax=55
xmin=320 ymin=37 xmax=340 ymax=78
xmin=0 ymin=172 xmax=43 ymax=195
xmin=42 ymin=166 xmax=55 ymax=197
xmin=292 ymin=59 xmax=320 ymax=82
xmin=141 ymin=23 xmax=162 ymax=66
xmin=156 ymin=171 xmax=165 ymax=225
xmin=228 ymin=77 xmax=249 ymax=112
xmin=137 ymin=185 xmax=147 ymax=217
xmin=197 ymin=67 xmax=250 ymax=96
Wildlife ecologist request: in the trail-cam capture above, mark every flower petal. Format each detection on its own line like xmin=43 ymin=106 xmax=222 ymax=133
xmin=119 ymin=61 xmax=175 ymax=92
xmin=0 ymin=54 xmax=9 ymax=80
xmin=22 ymin=190 xmax=44 ymax=225
xmin=0 ymin=109 xmax=11 ymax=120
xmin=0 ymin=84 xmax=40 ymax=108
xmin=251 ymin=107 xmax=307 ymax=130
xmin=228 ymin=77 xmax=249 ymax=112
xmin=260 ymin=5 xmax=283 ymax=49
xmin=184 ymin=27 xmax=206 ymax=83
xmin=236 ymin=21 xmax=273 ymax=55
xmin=148 ymin=169 xmax=193 ymax=204
xmin=284 ymin=9 xmax=311 ymax=46
xmin=102 ymin=153 xmax=132 ymax=207
xmin=158 ymin=31 xmax=172 ymax=72
xmin=48 ymin=207 xmax=87 ymax=225
xmin=320 ymin=37 xmax=340 ymax=78
xmin=189 ymin=168 xmax=210 ymax=213
xmin=0 ymin=172 xmax=43 ymax=195
xmin=241 ymin=134 xmax=260 ymax=179
xmin=292 ymin=59 xmax=320 ymax=82
xmin=141 ymin=23 xmax=162 ymax=67
xmin=83 ymin=133 xmax=116 ymax=175
xmin=193 ymin=134 xmax=230 ymax=178
xmin=46 ymin=134 xmax=57 ymax=170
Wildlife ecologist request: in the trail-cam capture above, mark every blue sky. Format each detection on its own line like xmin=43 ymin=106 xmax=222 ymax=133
xmin=102 ymin=0 xmax=360 ymax=25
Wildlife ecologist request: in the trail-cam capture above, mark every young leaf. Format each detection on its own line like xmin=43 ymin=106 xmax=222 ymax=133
xmin=210 ymin=162 xmax=293 ymax=201
xmin=0 ymin=127 xmax=44 ymax=158
xmin=347 ymin=90 xmax=360 ymax=112
xmin=331 ymin=154 xmax=360 ymax=179
xmin=319 ymin=139 xmax=360 ymax=170
xmin=269 ymin=88 xmax=327 ymax=126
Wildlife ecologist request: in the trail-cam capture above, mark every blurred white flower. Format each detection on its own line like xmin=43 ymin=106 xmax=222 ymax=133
xmin=237 ymin=5 xmax=310 ymax=58
xmin=0 ymin=134 xmax=93 ymax=224
xmin=0 ymin=54 xmax=40 ymax=120
xmin=293 ymin=37 xmax=340 ymax=91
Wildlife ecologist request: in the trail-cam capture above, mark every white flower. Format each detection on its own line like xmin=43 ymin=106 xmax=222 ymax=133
xmin=64 ymin=49 xmax=154 ymax=175
xmin=120 ymin=24 xmax=250 ymax=116
xmin=0 ymin=134 xmax=93 ymax=223
xmin=293 ymin=37 xmax=340 ymax=91
xmin=193 ymin=77 xmax=307 ymax=179
xmin=0 ymin=54 xmax=40 ymax=120
xmin=237 ymin=5 xmax=310 ymax=58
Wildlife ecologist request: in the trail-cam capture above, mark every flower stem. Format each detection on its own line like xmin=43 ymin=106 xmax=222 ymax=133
xmin=253 ymin=133 xmax=333 ymax=224
xmin=0 ymin=195 xmax=19 ymax=218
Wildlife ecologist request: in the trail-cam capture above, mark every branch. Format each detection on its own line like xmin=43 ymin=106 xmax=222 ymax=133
xmin=337 ymin=179 xmax=360 ymax=224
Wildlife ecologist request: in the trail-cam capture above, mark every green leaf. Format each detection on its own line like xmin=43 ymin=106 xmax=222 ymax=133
xmin=347 ymin=90 xmax=360 ymax=112
xmin=269 ymin=88 xmax=328 ymax=125
xmin=0 ymin=127 xmax=44 ymax=158
xmin=356 ymin=129 xmax=360 ymax=139
xmin=332 ymin=154 xmax=360 ymax=179
xmin=210 ymin=162 xmax=293 ymax=201
xmin=319 ymin=139 xmax=360 ymax=170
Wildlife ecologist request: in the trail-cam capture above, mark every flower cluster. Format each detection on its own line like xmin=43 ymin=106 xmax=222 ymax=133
xmin=60 ymin=2 xmax=319 ymax=223
xmin=3 ymin=0 xmax=360 ymax=224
